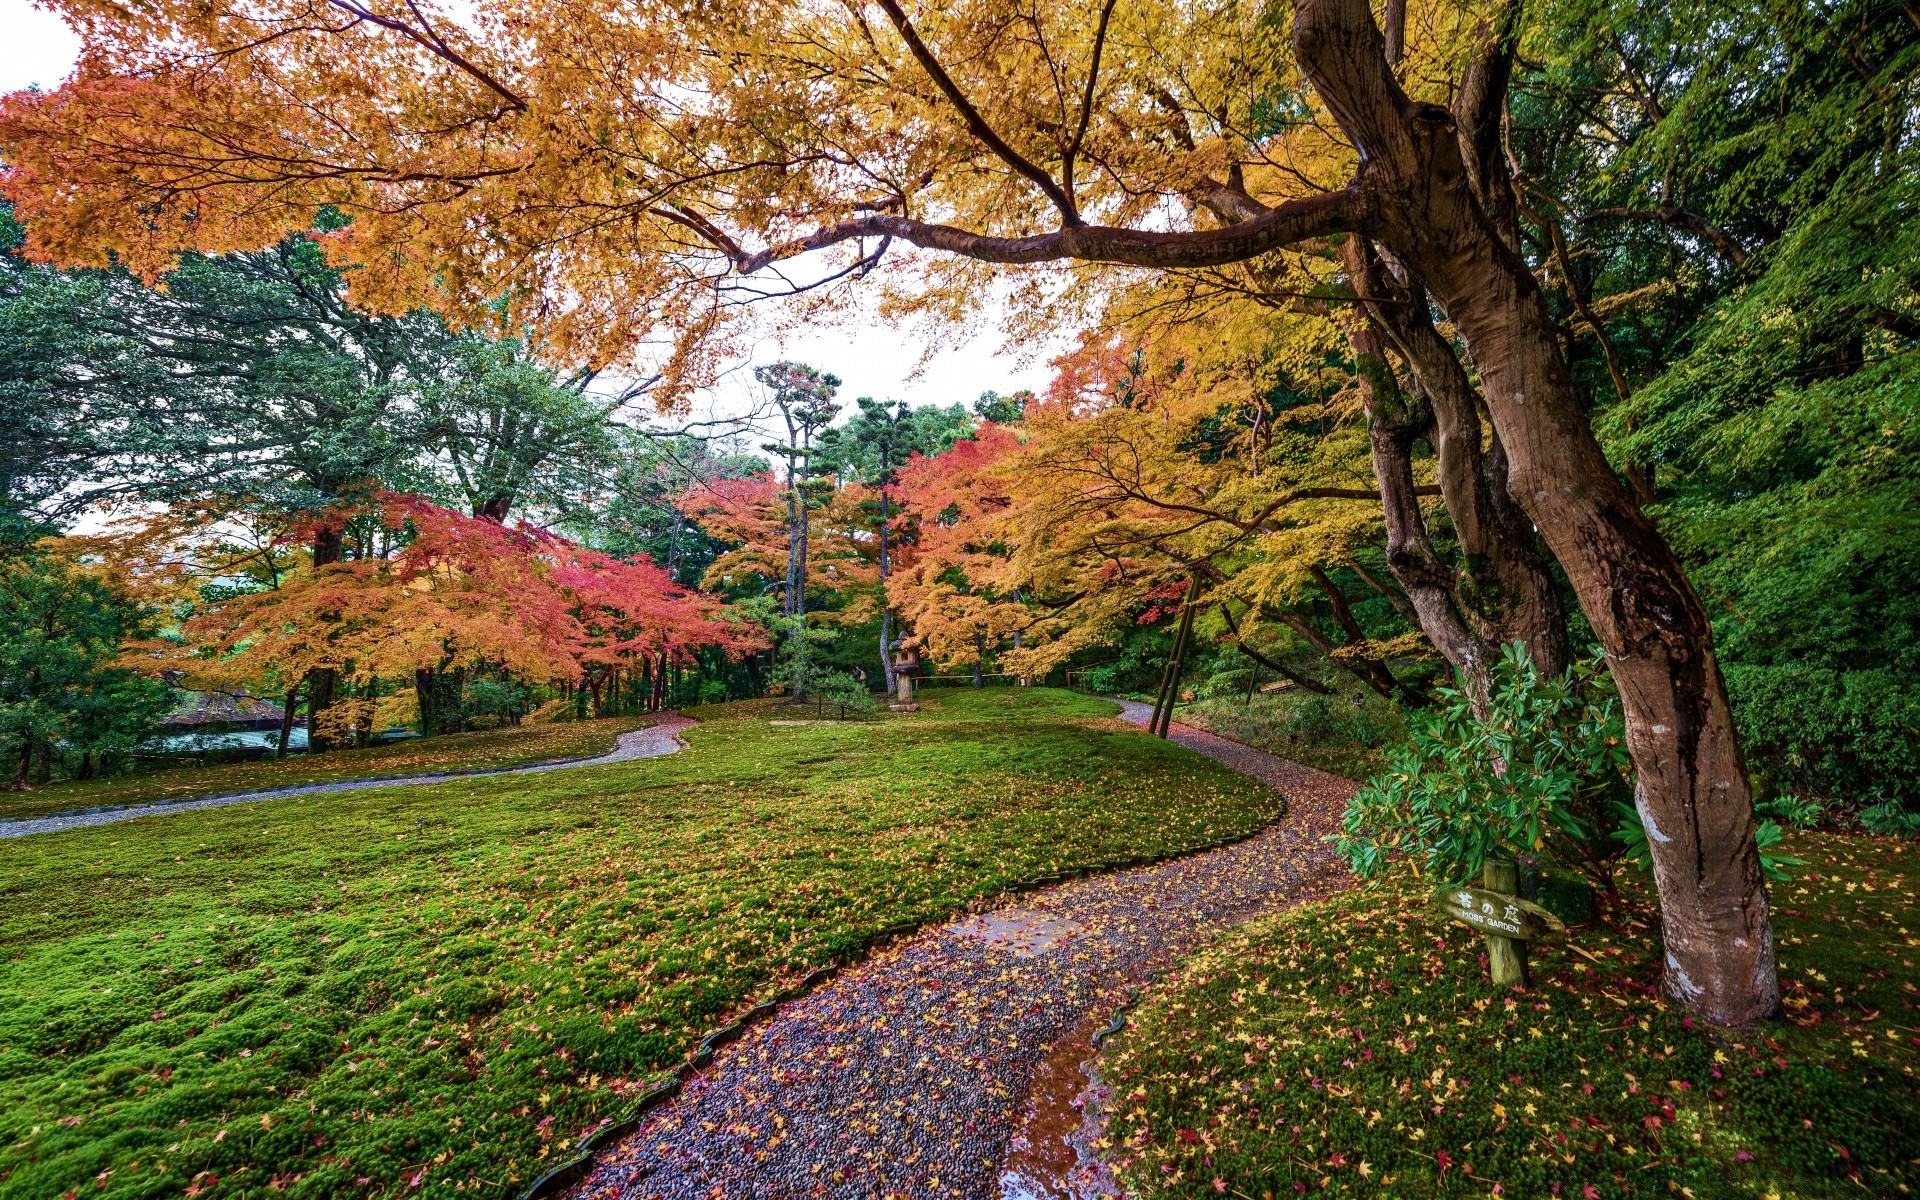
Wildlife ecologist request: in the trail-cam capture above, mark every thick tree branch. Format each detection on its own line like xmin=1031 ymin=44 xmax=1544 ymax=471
xmin=1217 ymin=603 xmax=1334 ymax=694
xmin=1063 ymin=0 xmax=1119 ymax=214
xmin=733 ymin=188 xmax=1364 ymax=274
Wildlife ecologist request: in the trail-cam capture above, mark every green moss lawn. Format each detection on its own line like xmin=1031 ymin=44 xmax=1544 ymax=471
xmin=0 ymin=718 xmax=654 ymax=823
xmin=0 ymin=689 xmax=1280 ymax=1198
xmin=1103 ymin=832 xmax=1920 ymax=1198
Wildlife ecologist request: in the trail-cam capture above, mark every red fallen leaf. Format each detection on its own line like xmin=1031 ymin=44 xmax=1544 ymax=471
xmin=151 ymin=1011 xmax=168 ymax=1022
xmin=1178 ymin=1129 xmax=1200 ymax=1144
xmin=1436 ymin=1150 xmax=1453 ymax=1172
xmin=1583 ymin=1187 xmax=1600 ymax=1199
xmin=1735 ymin=1151 xmax=1753 ymax=1162
xmin=408 ymin=1170 xmax=426 ymax=1189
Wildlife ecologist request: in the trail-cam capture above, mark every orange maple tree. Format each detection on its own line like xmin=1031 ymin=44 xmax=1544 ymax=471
xmin=139 ymin=494 xmax=757 ymax=741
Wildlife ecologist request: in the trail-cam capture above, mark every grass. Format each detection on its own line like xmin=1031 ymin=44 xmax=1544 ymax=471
xmin=1174 ymin=689 xmax=1407 ymax=781
xmin=0 ymin=688 xmax=1283 ymax=1199
xmin=0 ymin=718 xmax=653 ymax=823
xmin=1101 ymin=832 xmax=1920 ymax=1198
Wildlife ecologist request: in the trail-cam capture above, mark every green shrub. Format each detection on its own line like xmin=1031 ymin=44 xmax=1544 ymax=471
xmin=1725 ymin=665 xmax=1920 ymax=803
xmin=1334 ymin=645 xmax=1633 ymax=889
xmin=1176 ymin=688 xmax=1405 ymax=779
xmin=1859 ymin=798 xmax=1920 ymax=839
xmin=1756 ymin=792 xmax=1827 ymax=829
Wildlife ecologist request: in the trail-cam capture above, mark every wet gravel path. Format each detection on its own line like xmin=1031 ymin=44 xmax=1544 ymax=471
xmin=574 ymin=704 xmax=1357 ymax=1200
xmin=0 ymin=717 xmax=695 ymax=839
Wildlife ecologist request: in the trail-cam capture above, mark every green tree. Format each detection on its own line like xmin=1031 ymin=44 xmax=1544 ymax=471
xmin=0 ymin=538 xmax=169 ymax=788
xmin=757 ymin=362 xmax=841 ymax=702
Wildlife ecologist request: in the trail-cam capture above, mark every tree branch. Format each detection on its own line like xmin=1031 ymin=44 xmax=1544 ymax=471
xmin=732 ymin=188 xmax=1363 ymax=274
xmin=1218 ymin=603 xmax=1334 ymax=693
xmin=872 ymin=0 xmax=1082 ymax=222
xmin=325 ymin=0 xmax=527 ymax=112
xmin=1062 ymin=0 xmax=1119 ymax=214
xmin=1581 ymin=205 xmax=1748 ymax=268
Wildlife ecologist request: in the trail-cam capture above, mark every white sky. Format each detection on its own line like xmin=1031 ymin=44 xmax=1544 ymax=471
xmin=0 ymin=0 xmax=1058 ymax=426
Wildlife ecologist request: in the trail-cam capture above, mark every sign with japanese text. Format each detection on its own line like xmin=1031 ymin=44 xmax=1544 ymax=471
xmin=1435 ymin=887 xmax=1568 ymax=941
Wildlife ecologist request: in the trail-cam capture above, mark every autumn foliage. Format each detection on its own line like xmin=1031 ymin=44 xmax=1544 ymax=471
xmin=105 ymin=494 xmax=758 ymax=713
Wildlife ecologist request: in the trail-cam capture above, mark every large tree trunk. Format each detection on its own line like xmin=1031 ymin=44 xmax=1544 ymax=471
xmin=1294 ymin=0 xmax=1777 ymax=1024
xmin=1342 ymin=284 xmax=1495 ymax=705
xmin=878 ymin=489 xmax=896 ymax=696
xmin=1350 ymin=240 xmax=1570 ymax=681
xmin=784 ymin=478 xmax=811 ymax=703
xmin=415 ymin=668 xmax=439 ymax=737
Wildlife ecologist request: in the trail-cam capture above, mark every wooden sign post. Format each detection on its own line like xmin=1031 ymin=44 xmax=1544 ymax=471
xmin=1436 ymin=860 xmax=1568 ymax=988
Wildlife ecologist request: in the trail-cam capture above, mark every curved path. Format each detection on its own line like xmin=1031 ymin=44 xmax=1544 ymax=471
xmin=0 ymin=717 xmax=696 ymax=839
xmin=572 ymin=703 xmax=1357 ymax=1200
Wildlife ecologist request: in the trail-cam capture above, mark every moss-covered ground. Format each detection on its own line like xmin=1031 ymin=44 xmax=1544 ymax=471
xmin=0 ymin=718 xmax=654 ymax=823
xmin=0 ymin=689 xmax=1281 ymax=1199
xmin=1103 ymin=832 xmax=1920 ymax=1198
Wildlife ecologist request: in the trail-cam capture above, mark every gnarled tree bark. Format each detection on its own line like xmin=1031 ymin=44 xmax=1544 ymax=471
xmin=1346 ymin=237 xmax=1570 ymax=686
xmin=1296 ymin=0 xmax=1776 ymax=1023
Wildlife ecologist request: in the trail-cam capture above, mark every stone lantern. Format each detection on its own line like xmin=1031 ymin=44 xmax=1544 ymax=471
xmin=889 ymin=641 xmax=923 ymax=708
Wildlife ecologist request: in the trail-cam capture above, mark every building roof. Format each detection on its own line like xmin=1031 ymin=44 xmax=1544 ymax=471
xmin=163 ymin=691 xmax=288 ymax=728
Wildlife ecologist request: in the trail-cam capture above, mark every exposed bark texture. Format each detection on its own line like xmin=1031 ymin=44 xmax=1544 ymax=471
xmin=1349 ymin=239 xmax=1571 ymax=682
xmin=1294 ymin=0 xmax=1776 ymax=1023
xmin=1342 ymin=257 xmax=1493 ymax=704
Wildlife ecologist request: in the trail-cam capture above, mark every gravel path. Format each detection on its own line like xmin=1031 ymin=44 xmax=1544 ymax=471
xmin=573 ymin=703 xmax=1357 ymax=1200
xmin=0 ymin=717 xmax=696 ymax=839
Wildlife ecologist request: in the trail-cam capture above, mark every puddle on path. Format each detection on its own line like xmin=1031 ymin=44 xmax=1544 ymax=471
xmin=998 ymin=1010 xmax=1125 ymax=1200
xmin=950 ymin=910 xmax=1088 ymax=957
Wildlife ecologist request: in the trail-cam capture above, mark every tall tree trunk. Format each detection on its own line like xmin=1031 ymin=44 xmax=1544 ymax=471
xmin=784 ymin=476 xmax=811 ymax=703
xmin=31 ymin=738 xmax=52 ymax=786
xmin=878 ymin=489 xmax=895 ymax=696
xmin=1294 ymin=0 xmax=1776 ymax=1024
xmin=415 ymin=668 xmax=438 ymax=737
xmin=277 ymin=687 xmax=299 ymax=759
xmin=305 ymin=522 xmax=346 ymax=753
xmin=1349 ymin=238 xmax=1570 ymax=683
xmin=1342 ymin=284 xmax=1495 ymax=705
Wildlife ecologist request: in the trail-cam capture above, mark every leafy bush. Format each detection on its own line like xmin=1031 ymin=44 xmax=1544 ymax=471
xmin=1859 ymin=798 xmax=1920 ymax=839
xmin=1176 ymin=687 xmax=1405 ymax=779
xmin=1333 ymin=645 xmax=1633 ymax=889
xmin=1725 ymin=665 xmax=1920 ymax=803
xmin=463 ymin=675 xmax=530 ymax=726
xmin=1756 ymin=793 xmax=1827 ymax=829
xmin=806 ymin=667 xmax=875 ymax=710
